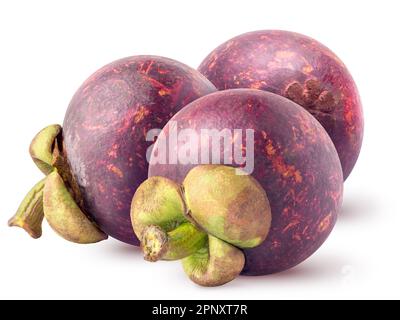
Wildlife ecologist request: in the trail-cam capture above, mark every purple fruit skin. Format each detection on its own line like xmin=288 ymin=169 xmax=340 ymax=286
xmin=198 ymin=30 xmax=364 ymax=180
xmin=63 ymin=56 xmax=217 ymax=245
xmin=149 ymin=89 xmax=343 ymax=275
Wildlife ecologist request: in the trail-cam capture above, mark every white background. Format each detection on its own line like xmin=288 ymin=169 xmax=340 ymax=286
xmin=0 ymin=0 xmax=399 ymax=300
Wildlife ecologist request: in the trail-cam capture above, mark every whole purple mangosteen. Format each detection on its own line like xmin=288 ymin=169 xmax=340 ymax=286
xmin=148 ymin=89 xmax=343 ymax=276
xmin=9 ymin=56 xmax=217 ymax=245
xmin=199 ymin=30 xmax=363 ymax=180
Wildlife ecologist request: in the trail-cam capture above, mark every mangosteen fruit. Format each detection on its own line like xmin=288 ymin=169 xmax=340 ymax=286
xmin=9 ymin=56 xmax=217 ymax=244
xmin=148 ymin=89 xmax=344 ymax=276
xmin=199 ymin=30 xmax=363 ymax=180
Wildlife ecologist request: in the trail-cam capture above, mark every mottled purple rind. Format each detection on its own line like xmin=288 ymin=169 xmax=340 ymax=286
xmin=149 ymin=89 xmax=343 ymax=275
xmin=63 ymin=56 xmax=217 ymax=245
xmin=198 ymin=30 xmax=363 ymax=180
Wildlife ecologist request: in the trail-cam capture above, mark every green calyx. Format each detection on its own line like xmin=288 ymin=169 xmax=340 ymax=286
xmin=29 ymin=124 xmax=62 ymax=175
xmin=132 ymin=176 xmax=207 ymax=261
xmin=182 ymin=235 xmax=245 ymax=287
xmin=8 ymin=178 xmax=46 ymax=239
xmin=131 ymin=176 xmax=188 ymax=237
xmin=131 ymin=165 xmax=272 ymax=287
xmin=9 ymin=125 xmax=61 ymax=238
xmin=9 ymin=124 xmax=107 ymax=244
xmin=43 ymin=171 xmax=107 ymax=244
xmin=183 ymin=165 xmax=271 ymax=248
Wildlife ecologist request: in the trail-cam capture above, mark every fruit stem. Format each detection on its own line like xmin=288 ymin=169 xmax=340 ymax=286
xmin=141 ymin=222 xmax=207 ymax=262
xmin=8 ymin=178 xmax=47 ymax=239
